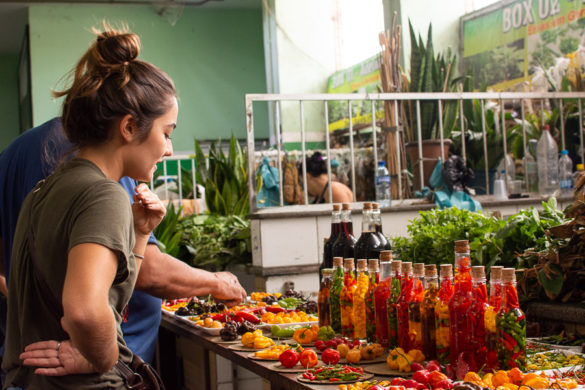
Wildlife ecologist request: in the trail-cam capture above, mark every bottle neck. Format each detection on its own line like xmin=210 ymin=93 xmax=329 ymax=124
xmin=343 ymin=269 xmax=355 ymax=285
xmin=425 ymin=276 xmax=438 ymax=290
xmin=472 ymin=277 xmax=488 ymax=302
xmin=500 ymin=280 xmax=520 ymax=309
xmin=369 ymin=270 xmax=380 ymax=284
xmin=361 ymin=209 xmax=374 ymax=232
xmin=438 ymin=276 xmax=454 ymax=300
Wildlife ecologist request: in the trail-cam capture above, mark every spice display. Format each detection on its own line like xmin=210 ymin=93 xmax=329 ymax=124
xmin=435 ymin=263 xmax=453 ymax=365
xmin=421 ymin=264 xmax=439 ymax=360
xmin=355 ymin=203 xmax=383 ymax=260
xmin=485 ymin=266 xmax=502 ymax=371
xmin=365 ymin=259 xmax=379 ymax=342
xmin=387 ymin=260 xmax=402 ymax=348
xmin=397 ymin=261 xmax=414 ymax=351
xmin=408 ymin=263 xmax=425 ymax=350
xmin=467 ymin=266 xmax=489 ymax=372
xmin=340 ymin=258 xmax=357 ymax=337
xmin=353 ymin=259 xmax=369 ymax=339
xmin=332 ymin=203 xmax=357 ymax=261
xmin=322 ymin=204 xmax=342 ymax=271
xmin=330 ymin=257 xmax=344 ymax=333
xmin=374 ymin=252 xmax=393 ymax=347
xmin=497 ymin=268 xmax=526 ymax=370
xmin=319 ymin=268 xmax=334 ymax=327
xmin=449 ymin=240 xmax=473 ymax=364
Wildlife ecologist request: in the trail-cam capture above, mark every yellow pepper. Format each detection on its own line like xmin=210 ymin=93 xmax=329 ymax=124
xmin=241 ymin=331 xmax=255 ymax=347
xmin=345 ymin=347 xmax=362 ymax=364
xmin=253 ymin=335 xmax=275 ymax=349
xmin=464 ymin=372 xmax=484 ymax=386
xmin=553 ymin=379 xmax=578 ymax=389
xmin=522 ymin=377 xmax=549 ymax=389
xmin=406 ymin=349 xmax=425 ymax=363
xmin=492 ymin=371 xmax=510 ymax=387
xmin=293 ymin=327 xmax=315 ymax=345
xmin=352 ymin=272 xmax=369 ymax=339
xmin=337 ymin=343 xmax=350 ymax=358
xmin=484 ymin=306 xmax=497 ymax=333
xmin=483 ymin=373 xmax=494 ymax=389
xmin=254 ymin=344 xmax=289 ymax=359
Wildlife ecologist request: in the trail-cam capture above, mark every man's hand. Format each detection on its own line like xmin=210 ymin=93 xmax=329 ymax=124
xmin=20 ymin=339 xmax=96 ymax=376
xmin=212 ymin=272 xmax=247 ymax=306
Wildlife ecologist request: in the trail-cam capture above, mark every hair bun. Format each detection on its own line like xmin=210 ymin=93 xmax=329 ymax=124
xmin=95 ymin=31 xmax=140 ymax=65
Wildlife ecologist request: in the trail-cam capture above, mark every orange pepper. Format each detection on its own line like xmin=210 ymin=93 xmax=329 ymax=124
xmin=507 ymin=367 xmax=524 ymax=385
xmin=492 ymin=371 xmax=510 ymax=387
xmin=293 ymin=328 xmax=315 ymax=345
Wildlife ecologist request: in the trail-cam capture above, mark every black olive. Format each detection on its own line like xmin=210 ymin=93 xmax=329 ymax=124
xmin=175 ymin=306 xmax=190 ymax=316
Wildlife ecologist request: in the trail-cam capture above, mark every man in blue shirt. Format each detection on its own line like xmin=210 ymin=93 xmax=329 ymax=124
xmin=0 ymin=118 xmax=247 ymax=367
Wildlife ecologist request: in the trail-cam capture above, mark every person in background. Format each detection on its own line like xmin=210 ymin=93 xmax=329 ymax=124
xmin=0 ymin=23 xmax=243 ymax=389
xmin=303 ymin=151 xmax=353 ymax=203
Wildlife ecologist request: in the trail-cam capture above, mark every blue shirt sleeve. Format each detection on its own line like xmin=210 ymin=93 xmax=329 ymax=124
xmin=118 ymin=177 xmax=157 ymax=245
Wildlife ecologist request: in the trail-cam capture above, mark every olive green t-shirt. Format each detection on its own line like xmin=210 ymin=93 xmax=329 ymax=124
xmin=3 ymin=158 xmax=138 ymax=390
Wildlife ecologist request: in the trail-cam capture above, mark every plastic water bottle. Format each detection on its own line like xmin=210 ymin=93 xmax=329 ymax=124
xmin=559 ymin=150 xmax=574 ymax=194
xmin=523 ymin=147 xmax=538 ymax=193
xmin=536 ymin=125 xmax=559 ymax=197
xmin=375 ymin=161 xmax=391 ymax=207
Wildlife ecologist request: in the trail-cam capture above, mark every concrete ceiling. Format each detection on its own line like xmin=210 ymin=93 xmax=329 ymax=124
xmin=0 ymin=0 xmax=261 ymax=54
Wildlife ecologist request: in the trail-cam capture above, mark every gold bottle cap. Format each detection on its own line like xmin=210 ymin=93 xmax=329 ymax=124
xmin=342 ymin=203 xmax=351 ymax=210
xmin=425 ymin=264 xmax=437 ymax=277
xmin=440 ymin=263 xmax=453 ymax=277
xmin=454 ymin=239 xmax=470 ymax=253
xmin=333 ymin=257 xmax=343 ymax=267
xmin=333 ymin=204 xmax=341 ymax=211
xmin=471 ymin=266 xmax=485 ymax=278
xmin=368 ymin=259 xmax=379 ymax=272
xmin=357 ymin=259 xmax=367 ymax=271
xmin=343 ymin=258 xmax=355 ymax=270
xmin=490 ymin=266 xmax=503 ymax=280
xmin=402 ymin=261 xmax=413 ymax=274
xmin=379 ymin=250 xmax=393 ymax=261
xmin=391 ymin=260 xmax=402 ymax=272
xmin=502 ymin=268 xmax=516 ymax=283
xmin=413 ymin=263 xmax=425 ymax=276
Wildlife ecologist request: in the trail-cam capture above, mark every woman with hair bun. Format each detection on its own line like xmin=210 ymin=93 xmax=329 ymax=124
xmin=304 ymin=152 xmax=353 ymax=203
xmin=3 ymin=23 xmax=175 ymax=389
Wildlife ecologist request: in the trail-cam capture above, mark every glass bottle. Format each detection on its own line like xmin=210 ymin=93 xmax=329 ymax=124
xmin=353 ymin=259 xmax=369 ymax=339
xmin=321 ymin=204 xmax=342 ymax=272
xmin=485 ymin=266 xmax=503 ymax=371
xmin=318 ymin=268 xmax=334 ymax=327
xmin=497 ymin=268 xmax=526 ymax=370
xmin=329 ymin=257 xmax=344 ymax=333
xmin=387 ymin=259 xmax=402 ymax=348
xmin=408 ymin=263 xmax=425 ymax=350
xmin=340 ymin=258 xmax=357 ymax=338
xmin=365 ymin=258 xmax=380 ymax=342
xmin=355 ymin=203 xmax=382 ymax=260
xmin=421 ymin=264 xmax=439 ymax=360
xmin=372 ymin=203 xmax=391 ymax=250
xmin=374 ymin=251 xmax=392 ymax=347
xmin=332 ymin=203 xmax=357 ymax=263
xmin=467 ymin=266 xmax=489 ymax=372
xmin=449 ymin=240 xmax=473 ymax=365
xmin=397 ymin=261 xmax=414 ymax=351
xmin=435 ymin=264 xmax=454 ymax=365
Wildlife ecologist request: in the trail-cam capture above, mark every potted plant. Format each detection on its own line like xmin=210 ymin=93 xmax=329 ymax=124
xmin=402 ymin=21 xmax=458 ymax=190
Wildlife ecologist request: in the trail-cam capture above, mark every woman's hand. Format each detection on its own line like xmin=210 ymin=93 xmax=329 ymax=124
xmin=20 ymin=339 xmax=96 ymax=376
xmin=132 ymin=183 xmax=166 ymax=236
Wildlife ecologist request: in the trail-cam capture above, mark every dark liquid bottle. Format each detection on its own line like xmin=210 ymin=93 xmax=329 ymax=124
xmin=332 ymin=203 xmax=356 ymax=262
xmin=355 ymin=202 xmax=382 ymax=260
xmin=372 ymin=203 xmax=391 ymax=250
xmin=321 ymin=204 xmax=342 ymax=272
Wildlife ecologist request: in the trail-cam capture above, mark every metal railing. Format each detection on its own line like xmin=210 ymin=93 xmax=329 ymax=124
xmin=245 ymin=92 xmax=585 ymax=213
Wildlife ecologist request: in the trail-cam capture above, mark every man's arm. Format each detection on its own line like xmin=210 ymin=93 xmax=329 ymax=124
xmin=136 ymin=244 xmax=247 ymax=306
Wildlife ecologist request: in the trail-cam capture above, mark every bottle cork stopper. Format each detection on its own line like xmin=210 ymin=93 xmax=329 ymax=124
xmin=502 ymin=268 xmax=516 ymax=282
xmin=391 ymin=260 xmax=402 ymax=272
xmin=471 ymin=266 xmax=485 ymax=278
xmin=333 ymin=257 xmax=343 ymax=267
xmin=368 ymin=259 xmax=379 ymax=271
xmin=379 ymin=250 xmax=393 ymax=261
xmin=342 ymin=203 xmax=351 ymax=210
xmin=372 ymin=202 xmax=379 ymax=209
xmin=402 ymin=262 xmax=413 ymax=274
xmin=440 ymin=263 xmax=453 ymax=277
xmin=425 ymin=264 xmax=437 ymax=277
xmin=333 ymin=204 xmax=341 ymax=211
xmin=324 ymin=237 xmax=328 ymax=243
xmin=454 ymin=239 xmax=470 ymax=253
xmin=357 ymin=259 xmax=367 ymax=270
xmin=321 ymin=268 xmax=334 ymax=276
xmin=413 ymin=263 xmax=425 ymax=276
xmin=490 ymin=266 xmax=503 ymax=280
xmin=363 ymin=202 xmax=372 ymax=210
xmin=343 ymin=258 xmax=355 ymax=270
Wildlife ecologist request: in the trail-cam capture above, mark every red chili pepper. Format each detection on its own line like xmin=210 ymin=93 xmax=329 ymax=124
xmin=502 ymin=331 xmax=517 ymax=348
xmin=211 ymin=313 xmax=228 ymax=322
xmin=234 ymin=311 xmax=261 ymax=324
xmin=329 ymin=378 xmax=340 ymax=382
xmin=265 ymin=306 xmax=286 ymax=314
xmin=313 ymin=367 xmax=325 ymax=374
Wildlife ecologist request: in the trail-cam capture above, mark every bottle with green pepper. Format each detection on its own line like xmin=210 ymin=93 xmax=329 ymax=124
xmin=497 ymin=268 xmax=526 ymax=370
xmin=330 ymin=257 xmax=344 ymax=333
xmin=386 ymin=259 xmax=402 ymax=348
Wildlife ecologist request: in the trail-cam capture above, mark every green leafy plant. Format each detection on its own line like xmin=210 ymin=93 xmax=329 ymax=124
xmin=153 ymin=202 xmax=183 ymax=258
xmin=194 ymin=135 xmax=249 ymax=216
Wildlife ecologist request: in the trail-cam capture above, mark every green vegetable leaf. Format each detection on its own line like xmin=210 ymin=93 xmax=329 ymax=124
xmin=538 ymin=263 xmax=563 ymax=296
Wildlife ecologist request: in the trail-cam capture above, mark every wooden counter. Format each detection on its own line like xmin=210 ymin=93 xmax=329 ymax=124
xmin=158 ymin=311 xmax=389 ymax=390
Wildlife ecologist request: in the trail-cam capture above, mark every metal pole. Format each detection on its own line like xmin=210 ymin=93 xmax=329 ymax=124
xmin=300 ymin=101 xmax=308 ymax=205
xmin=371 ymin=100 xmax=378 ymax=171
xmin=177 ymin=160 xmax=183 ymax=210
xmin=324 ymin=101 xmax=333 ymax=203
xmin=580 ymin=99 xmax=584 ymax=165
xmin=415 ymin=100 xmax=424 ymax=190
xmin=560 ymin=99 xmax=566 ymax=151
xmin=275 ymin=101 xmax=284 ymax=206
xmin=438 ymin=100 xmax=445 ymax=161
xmin=348 ymin=101 xmax=356 ymax=201
xmin=481 ymin=100 xmax=489 ymax=195
xmin=459 ymin=99 xmax=466 ymax=161
xmin=521 ymin=99 xmax=528 ymax=193
xmin=394 ymin=101 xmax=402 ymax=200
xmin=245 ymin=96 xmax=257 ymax=213
xmin=501 ymin=98 xmax=509 ymax=191
xmin=191 ymin=159 xmax=197 ymax=205
xmin=163 ymin=160 xmax=169 ymax=202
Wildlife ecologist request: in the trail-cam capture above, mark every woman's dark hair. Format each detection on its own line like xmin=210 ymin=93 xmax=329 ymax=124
xmin=305 ymin=152 xmax=327 ymax=177
xmin=53 ymin=22 xmax=176 ymax=149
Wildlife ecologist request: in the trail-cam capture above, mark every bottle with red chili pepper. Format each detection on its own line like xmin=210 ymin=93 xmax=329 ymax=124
xmin=386 ymin=259 xmax=402 ymax=348
xmin=449 ymin=240 xmax=473 ymax=365
xmin=497 ymin=268 xmax=526 ymax=370
xmin=467 ymin=266 xmax=489 ymax=372
xmin=340 ymin=258 xmax=357 ymax=337
xmin=365 ymin=259 xmax=379 ymax=342
xmin=435 ymin=263 xmax=453 ymax=365
xmin=332 ymin=203 xmax=356 ymax=264
xmin=318 ymin=268 xmax=334 ymax=327
xmin=374 ymin=251 xmax=392 ymax=347
xmin=322 ymin=204 xmax=342 ymax=272
xmin=330 ymin=257 xmax=344 ymax=333
xmin=421 ymin=264 xmax=439 ymax=360
xmin=397 ymin=261 xmax=414 ymax=351
xmin=408 ymin=263 xmax=425 ymax=350
xmin=485 ymin=266 xmax=503 ymax=371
